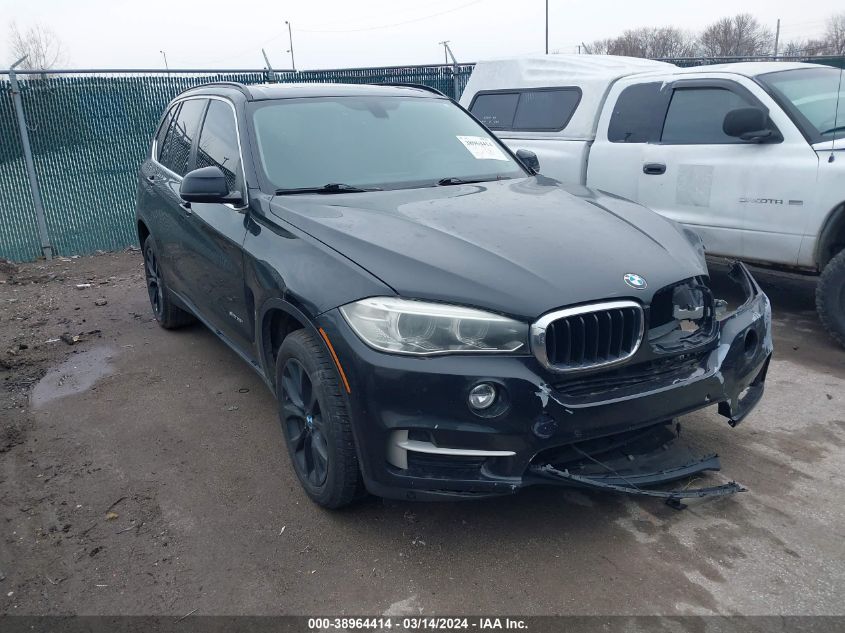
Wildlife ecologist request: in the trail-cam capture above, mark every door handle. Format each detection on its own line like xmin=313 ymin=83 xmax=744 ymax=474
xmin=643 ymin=163 xmax=666 ymax=175
xmin=179 ymin=201 xmax=192 ymax=215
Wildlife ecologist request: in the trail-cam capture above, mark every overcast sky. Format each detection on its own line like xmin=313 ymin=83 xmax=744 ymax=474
xmin=2 ymin=0 xmax=842 ymax=70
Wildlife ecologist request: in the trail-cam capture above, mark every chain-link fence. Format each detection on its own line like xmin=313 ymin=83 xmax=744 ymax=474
xmin=1 ymin=56 xmax=842 ymax=261
xmin=0 ymin=65 xmax=473 ymax=261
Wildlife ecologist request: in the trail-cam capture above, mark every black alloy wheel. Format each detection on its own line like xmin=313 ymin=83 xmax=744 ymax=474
xmin=281 ymin=358 xmax=330 ymax=487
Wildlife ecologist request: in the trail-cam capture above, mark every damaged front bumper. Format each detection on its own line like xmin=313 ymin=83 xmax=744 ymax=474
xmin=527 ymin=423 xmax=747 ymax=510
xmin=317 ymin=263 xmax=772 ymax=503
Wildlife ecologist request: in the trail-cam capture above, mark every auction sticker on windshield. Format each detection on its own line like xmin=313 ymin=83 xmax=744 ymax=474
xmin=456 ymin=135 xmax=509 ymax=161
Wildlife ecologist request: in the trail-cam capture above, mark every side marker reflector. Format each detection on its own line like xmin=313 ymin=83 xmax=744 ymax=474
xmin=318 ymin=327 xmax=351 ymax=394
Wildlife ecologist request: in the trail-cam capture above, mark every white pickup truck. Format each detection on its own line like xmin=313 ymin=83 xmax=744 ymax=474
xmin=460 ymin=55 xmax=845 ymax=346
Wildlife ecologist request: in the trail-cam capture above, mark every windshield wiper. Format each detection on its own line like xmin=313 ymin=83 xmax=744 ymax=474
xmin=274 ymin=183 xmax=381 ymax=195
xmin=436 ymin=177 xmax=492 ymax=186
xmin=821 ymin=125 xmax=845 ymax=136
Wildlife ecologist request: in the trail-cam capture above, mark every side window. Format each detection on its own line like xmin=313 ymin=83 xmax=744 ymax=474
xmin=196 ymin=100 xmax=241 ymax=191
xmin=154 ymin=104 xmax=178 ymax=160
xmin=661 ymin=87 xmax=752 ymax=144
xmin=470 ymin=88 xmax=581 ymax=131
xmin=608 ymin=82 xmax=666 ymax=143
xmin=512 ymin=89 xmax=581 ymax=131
xmin=470 ymin=92 xmax=519 ymax=129
xmin=159 ymin=99 xmax=207 ymax=176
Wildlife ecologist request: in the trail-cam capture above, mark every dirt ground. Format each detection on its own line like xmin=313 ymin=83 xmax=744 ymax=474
xmin=0 ymin=251 xmax=843 ymax=617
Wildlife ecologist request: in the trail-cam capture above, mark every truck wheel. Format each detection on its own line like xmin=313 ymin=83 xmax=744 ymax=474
xmin=275 ymin=329 xmax=365 ymax=508
xmin=817 ymin=248 xmax=845 ymax=348
xmin=142 ymin=236 xmax=195 ymax=329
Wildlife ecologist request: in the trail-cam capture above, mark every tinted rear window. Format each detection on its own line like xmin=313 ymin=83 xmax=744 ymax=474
xmin=608 ymin=82 xmax=666 ymax=143
xmin=470 ymin=88 xmax=581 ymax=131
xmin=470 ymin=92 xmax=520 ymax=129
xmin=154 ymin=105 xmax=177 ymax=159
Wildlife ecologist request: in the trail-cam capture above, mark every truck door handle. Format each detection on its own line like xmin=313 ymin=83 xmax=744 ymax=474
xmin=643 ymin=163 xmax=666 ymax=175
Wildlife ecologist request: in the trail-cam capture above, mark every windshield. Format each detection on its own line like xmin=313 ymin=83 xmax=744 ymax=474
xmin=250 ymin=96 xmax=525 ymax=191
xmin=758 ymin=67 xmax=845 ymax=142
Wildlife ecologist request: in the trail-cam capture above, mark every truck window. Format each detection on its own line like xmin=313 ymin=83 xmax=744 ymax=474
xmin=607 ymin=82 xmax=665 ymax=143
xmin=661 ymin=88 xmax=752 ymax=144
xmin=470 ymin=92 xmax=520 ymax=129
xmin=469 ymin=88 xmax=581 ymax=132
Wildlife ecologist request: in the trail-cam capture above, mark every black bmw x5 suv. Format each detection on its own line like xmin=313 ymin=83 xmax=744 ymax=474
xmin=135 ymin=82 xmax=772 ymax=508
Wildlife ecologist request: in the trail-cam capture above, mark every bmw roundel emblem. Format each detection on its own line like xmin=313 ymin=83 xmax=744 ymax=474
xmin=623 ymin=273 xmax=647 ymax=290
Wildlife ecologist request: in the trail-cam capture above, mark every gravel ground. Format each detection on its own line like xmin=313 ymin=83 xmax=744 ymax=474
xmin=0 ymin=251 xmax=843 ymax=617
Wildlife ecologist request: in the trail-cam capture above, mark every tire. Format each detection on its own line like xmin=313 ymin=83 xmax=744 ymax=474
xmin=142 ymin=236 xmax=195 ymax=330
xmin=817 ymin=248 xmax=845 ymax=348
xmin=275 ymin=329 xmax=365 ymax=508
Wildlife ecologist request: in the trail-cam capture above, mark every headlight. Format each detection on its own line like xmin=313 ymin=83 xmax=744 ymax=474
xmin=339 ymin=297 xmax=528 ymax=356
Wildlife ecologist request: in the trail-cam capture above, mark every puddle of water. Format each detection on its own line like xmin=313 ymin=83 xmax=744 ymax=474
xmin=31 ymin=346 xmax=117 ymax=408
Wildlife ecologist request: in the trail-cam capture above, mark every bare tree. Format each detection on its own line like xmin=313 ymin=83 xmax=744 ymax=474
xmin=648 ymin=27 xmax=699 ymax=58
xmin=824 ymin=12 xmax=845 ymax=56
xmin=781 ymin=38 xmax=830 ymax=57
xmin=7 ymin=21 xmax=68 ymax=70
xmin=698 ymin=14 xmax=773 ymax=57
xmin=582 ymin=38 xmax=613 ymax=55
xmin=781 ymin=14 xmax=845 ymax=57
xmin=583 ymin=27 xmax=697 ymax=58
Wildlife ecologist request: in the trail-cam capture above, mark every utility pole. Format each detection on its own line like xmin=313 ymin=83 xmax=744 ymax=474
xmin=160 ymin=50 xmax=169 ymax=71
xmin=285 ymin=21 xmax=296 ymax=71
xmin=262 ymin=49 xmax=277 ymax=82
xmin=439 ymin=41 xmax=461 ymax=100
xmin=545 ymin=0 xmax=549 ymax=54
xmin=773 ymin=18 xmax=781 ymax=58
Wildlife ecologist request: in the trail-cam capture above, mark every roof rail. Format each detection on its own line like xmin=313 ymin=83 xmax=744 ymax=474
xmin=175 ymin=81 xmax=253 ymax=99
xmin=375 ymin=82 xmax=447 ymax=97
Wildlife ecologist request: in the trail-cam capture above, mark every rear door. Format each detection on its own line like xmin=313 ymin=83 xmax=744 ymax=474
xmin=149 ymin=98 xmax=208 ymax=294
xmin=637 ymin=78 xmax=818 ymax=265
xmin=180 ymin=98 xmax=251 ymax=351
xmin=588 ymin=80 xmax=671 ymax=201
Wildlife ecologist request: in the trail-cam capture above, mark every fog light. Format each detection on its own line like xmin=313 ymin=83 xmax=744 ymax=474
xmin=468 ymin=383 xmax=497 ymax=410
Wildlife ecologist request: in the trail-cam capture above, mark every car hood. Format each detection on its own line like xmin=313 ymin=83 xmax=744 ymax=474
xmin=268 ymin=177 xmax=706 ymax=320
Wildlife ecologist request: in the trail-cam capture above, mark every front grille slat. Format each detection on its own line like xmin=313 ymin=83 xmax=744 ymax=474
xmin=535 ymin=301 xmax=643 ymax=372
xmin=573 ymin=316 xmax=585 ymax=364
xmin=560 ymin=319 xmax=571 ymax=365
xmin=610 ymin=310 xmax=623 ymax=358
xmin=588 ymin=313 xmax=600 ymax=362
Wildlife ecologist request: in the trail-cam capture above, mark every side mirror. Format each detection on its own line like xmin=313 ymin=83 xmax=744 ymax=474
xmin=180 ymin=166 xmax=242 ymax=204
xmin=516 ymin=149 xmax=540 ymax=174
xmin=723 ymin=107 xmax=778 ymax=143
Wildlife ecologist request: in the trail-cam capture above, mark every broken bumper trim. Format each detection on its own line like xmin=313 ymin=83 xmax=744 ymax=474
xmin=530 ymin=463 xmax=746 ymax=502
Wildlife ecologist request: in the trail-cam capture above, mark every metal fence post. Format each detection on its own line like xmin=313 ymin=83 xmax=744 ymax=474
xmin=9 ymin=56 xmax=53 ymax=260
